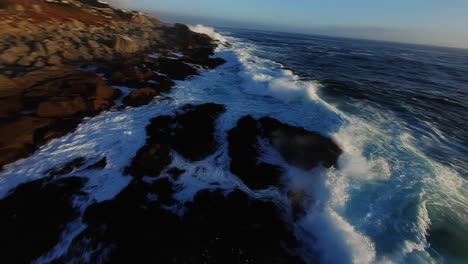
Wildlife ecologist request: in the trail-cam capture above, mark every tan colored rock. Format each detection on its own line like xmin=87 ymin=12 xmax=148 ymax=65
xmin=47 ymin=55 xmax=62 ymax=65
xmin=78 ymin=46 xmax=93 ymax=60
xmin=37 ymin=97 xmax=87 ymax=118
xmin=17 ymin=55 xmax=35 ymax=67
xmin=0 ymin=44 xmax=30 ymax=65
xmin=95 ymin=85 xmax=115 ymax=100
xmin=88 ymin=40 xmax=100 ymax=49
xmin=15 ymin=4 xmax=25 ymax=12
xmin=114 ymin=35 xmax=140 ymax=54
xmin=34 ymin=58 xmax=46 ymax=68
xmin=63 ymin=48 xmax=80 ymax=61
xmin=32 ymin=4 xmax=42 ymax=14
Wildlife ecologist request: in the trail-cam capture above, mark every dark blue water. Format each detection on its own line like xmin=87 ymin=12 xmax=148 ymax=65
xmin=227 ymin=29 xmax=468 ymax=180
xmin=221 ymin=28 xmax=468 ymax=263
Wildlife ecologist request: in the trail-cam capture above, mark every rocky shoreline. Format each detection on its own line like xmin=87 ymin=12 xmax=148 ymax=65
xmin=0 ymin=1 xmax=344 ymax=263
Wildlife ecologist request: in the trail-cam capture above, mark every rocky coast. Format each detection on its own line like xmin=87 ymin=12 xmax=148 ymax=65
xmin=0 ymin=1 xmax=343 ymax=263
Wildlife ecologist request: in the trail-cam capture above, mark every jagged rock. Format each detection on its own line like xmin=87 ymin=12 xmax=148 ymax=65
xmin=259 ymin=117 xmax=342 ymax=170
xmin=228 ymin=116 xmax=284 ymax=190
xmin=114 ymin=34 xmax=140 ymax=54
xmin=146 ymin=103 xmax=226 ymax=161
xmin=86 ymin=156 xmax=107 ymax=169
xmin=0 ymin=176 xmax=87 ymax=264
xmin=45 ymin=157 xmax=87 ymax=177
xmin=123 ymin=87 xmax=157 ymax=107
xmin=158 ymin=57 xmax=198 ymax=80
xmin=34 ymin=58 xmax=46 ymax=68
xmin=37 ymin=96 xmax=87 ymax=118
xmin=228 ymin=116 xmax=343 ymax=190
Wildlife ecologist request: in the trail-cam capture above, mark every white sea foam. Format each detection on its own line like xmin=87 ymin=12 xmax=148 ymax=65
xmin=188 ymin=24 xmax=228 ymax=43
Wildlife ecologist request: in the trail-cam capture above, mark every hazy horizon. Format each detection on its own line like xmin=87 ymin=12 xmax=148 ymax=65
xmin=109 ymin=0 xmax=468 ymax=49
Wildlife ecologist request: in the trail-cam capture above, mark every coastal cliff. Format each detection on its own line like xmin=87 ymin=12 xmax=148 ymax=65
xmin=0 ymin=0 xmax=225 ymax=168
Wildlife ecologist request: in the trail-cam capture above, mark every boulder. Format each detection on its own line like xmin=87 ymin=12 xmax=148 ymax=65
xmin=158 ymin=57 xmax=198 ymax=80
xmin=146 ymin=103 xmax=226 ymax=161
xmin=122 ymin=87 xmax=157 ymax=107
xmin=37 ymin=96 xmax=87 ymax=118
xmin=228 ymin=116 xmax=342 ymax=189
xmin=47 ymin=55 xmax=62 ymax=65
xmin=228 ymin=116 xmax=284 ymax=190
xmin=114 ymin=34 xmax=140 ymax=54
xmin=259 ymin=117 xmax=342 ymax=170
xmin=0 ymin=44 xmax=30 ymax=64
xmin=0 ymin=176 xmax=87 ymax=263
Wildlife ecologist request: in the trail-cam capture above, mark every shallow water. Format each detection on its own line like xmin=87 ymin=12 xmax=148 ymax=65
xmin=1 ymin=27 xmax=467 ymax=263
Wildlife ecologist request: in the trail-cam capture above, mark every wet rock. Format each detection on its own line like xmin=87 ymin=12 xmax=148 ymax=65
xmin=158 ymin=57 xmax=198 ymax=80
xmin=259 ymin=117 xmax=342 ymax=170
xmin=86 ymin=156 xmax=107 ymax=170
xmin=166 ymin=167 xmax=185 ymax=180
xmin=60 ymin=186 xmax=302 ymax=263
xmin=228 ymin=116 xmax=284 ymax=190
xmin=146 ymin=103 xmax=226 ymax=161
xmin=0 ymin=117 xmax=53 ymax=169
xmin=125 ymin=143 xmax=172 ymax=178
xmin=33 ymin=118 xmax=81 ymax=146
xmin=122 ymin=87 xmax=157 ymax=107
xmin=228 ymin=116 xmax=342 ymax=189
xmin=0 ymin=176 xmax=87 ymax=264
xmin=37 ymin=96 xmax=87 ymax=118
xmin=45 ymin=157 xmax=87 ymax=178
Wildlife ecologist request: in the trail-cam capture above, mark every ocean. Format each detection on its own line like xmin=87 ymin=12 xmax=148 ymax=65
xmin=1 ymin=26 xmax=467 ymax=263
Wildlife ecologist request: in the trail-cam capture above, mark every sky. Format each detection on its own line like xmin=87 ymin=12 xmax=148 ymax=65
xmin=108 ymin=0 xmax=468 ymax=49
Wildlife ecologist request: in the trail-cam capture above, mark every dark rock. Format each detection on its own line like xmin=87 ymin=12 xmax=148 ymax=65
xmin=125 ymin=143 xmax=172 ymax=178
xmin=60 ymin=186 xmax=303 ymax=263
xmin=228 ymin=115 xmax=342 ymax=189
xmin=37 ymin=96 xmax=87 ymax=118
xmin=227 ymin=116 xmax=284 ymax=190
xmin=86 ymin=156 xmax=107 ymax=170
xmin=0 ymin=176 xmax=87 ymax=264
xmin=33 ymin=118 xmax=81 ymax=146
xmin=122 ymin=87 xmax=157 ymax=107
xmin=45 ymin=157 xmax=86 ymax=177
xmin=259 ymin=117 xmax=342 ymax=170
xmin=146 ymin=103 xmax=226 ymax=161
xmin=166 ymin=167 xmax=185 ymax=180
xmin=158 ymin=57 xmax=198 ymax=80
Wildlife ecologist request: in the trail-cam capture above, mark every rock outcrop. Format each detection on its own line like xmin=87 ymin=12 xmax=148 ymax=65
xmin=0 ymin=176 xmax=87 ymax=264
xmin=228 ymin=115 xmax=342 ymax=190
